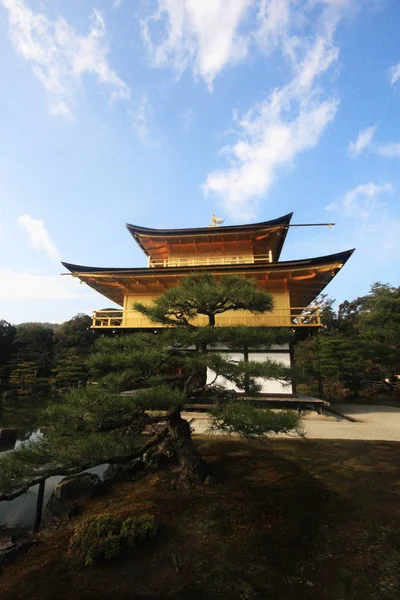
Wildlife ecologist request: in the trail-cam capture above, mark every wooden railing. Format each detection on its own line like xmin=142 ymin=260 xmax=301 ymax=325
xmin=91 ymin=307 xmax=321 ymax=329
xmin=148 ymin=252 xmax=273 ymax=268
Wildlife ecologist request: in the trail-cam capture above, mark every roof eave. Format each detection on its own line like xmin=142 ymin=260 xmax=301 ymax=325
xmin=61 ymin=248 xmax=355 ymax=276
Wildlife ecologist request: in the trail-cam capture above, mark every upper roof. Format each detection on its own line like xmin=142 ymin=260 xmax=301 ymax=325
xmin=126 ymin=213 xmax=293 ymax=263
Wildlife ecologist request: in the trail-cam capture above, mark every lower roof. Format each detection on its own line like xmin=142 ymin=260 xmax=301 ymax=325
xmin=62 ymin=249 xmax=354 ymax=310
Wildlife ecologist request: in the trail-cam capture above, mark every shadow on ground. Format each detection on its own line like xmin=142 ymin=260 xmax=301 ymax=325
xmin=0 ymin=438 xmax=399 ymax=600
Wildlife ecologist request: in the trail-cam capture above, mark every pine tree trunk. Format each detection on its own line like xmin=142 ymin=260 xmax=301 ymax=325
xmin=167 ymin=410 xmax=208 ymax=488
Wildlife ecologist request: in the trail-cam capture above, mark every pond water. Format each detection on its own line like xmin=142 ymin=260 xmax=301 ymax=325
xmin=0 ymin=463 xmax=108 ymax=530
xmin=0 ymin=397 xmax=108 ymax=530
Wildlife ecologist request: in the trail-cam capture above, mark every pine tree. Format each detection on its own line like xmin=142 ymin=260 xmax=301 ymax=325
xmin=0 ymin=273 xmax=300 ymax=500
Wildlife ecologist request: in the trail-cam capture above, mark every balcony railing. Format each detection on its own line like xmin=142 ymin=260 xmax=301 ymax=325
xmin=148 ymin=252 xmax=273 ymax=268
xmin=91 ymin=307 xmax=321 ymax=329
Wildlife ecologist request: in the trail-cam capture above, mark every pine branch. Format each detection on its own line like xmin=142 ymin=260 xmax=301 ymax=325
xmin=0 ymin=425 xmax=169 ymax=502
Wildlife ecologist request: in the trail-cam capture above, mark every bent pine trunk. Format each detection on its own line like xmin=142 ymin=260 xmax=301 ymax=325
xmin=167 ymin=410 xmax=208 ymax=488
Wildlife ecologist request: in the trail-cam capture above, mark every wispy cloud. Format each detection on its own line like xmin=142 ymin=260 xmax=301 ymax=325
xmin=0 ymin=0 xmax=130 ymax=117
xmin=325 ymin=182 xmax=399 ymax=269
xmin=17 ymin=214 xmax=61 ymax=262
xmin=203 ymin=0 xmax=345 ymax=222
xmin=376 ymin=142 xmax=400 ymax=158
xmin=129 ymin=95 xmax=160 ymax=147
xmin=348 ymin=125 xmax=400 ymax=159
xmin=326 ymin=182 xmax=393 ymax=219
xmin=255 ymin=0 xmax=292 ymax=53
xmin=141 ymin=0 xmax=252 ymax=89
xmin=389 ymin=61 xmax=400 ymax=86
xmin=141 ymin=0 xmax=355 ymax=92
xmin=347 ymin=125 xmax=376 ymax=157
xmin=343 ymin=182 xmax=393 ymax=219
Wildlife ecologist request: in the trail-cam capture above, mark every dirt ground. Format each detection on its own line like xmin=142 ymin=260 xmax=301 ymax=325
xmin=1 ymin=437 xmax=400 ymax=600
xmin=187 ymin=404 xmax=400 ymax=441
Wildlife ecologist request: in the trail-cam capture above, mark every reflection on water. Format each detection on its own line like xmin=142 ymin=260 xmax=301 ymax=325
xmin=0 ymin=396 xmax=108 ymax=530
xmin=0 ymin=463 xmax=109 ymax=530
xmin=0 ymin=395 xmax=50 ymax=431
xmin=0 ymin=475 xmax=64 ymax=529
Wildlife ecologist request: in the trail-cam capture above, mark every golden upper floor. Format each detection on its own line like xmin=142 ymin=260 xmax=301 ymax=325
xmin=126 ymin=213 xmax=293 ymax=267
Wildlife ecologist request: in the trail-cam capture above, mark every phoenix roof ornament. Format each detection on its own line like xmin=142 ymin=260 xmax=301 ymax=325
xmin=208 ymin=214 xmax=225 ymax=227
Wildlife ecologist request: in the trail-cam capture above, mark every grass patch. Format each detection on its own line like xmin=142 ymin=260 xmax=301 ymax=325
xmin=0 ymin=438 xmax=400 ymax=599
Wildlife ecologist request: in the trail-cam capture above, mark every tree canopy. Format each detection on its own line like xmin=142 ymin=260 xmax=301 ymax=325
xmin=0 ymin=273 xmax=299 ymax=499
xmin=295 ymin=282 xmax=400 ymax=398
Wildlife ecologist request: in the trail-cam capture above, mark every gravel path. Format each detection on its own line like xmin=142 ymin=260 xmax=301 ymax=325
xmin=185 ymin=404 xmax=400 ymax=441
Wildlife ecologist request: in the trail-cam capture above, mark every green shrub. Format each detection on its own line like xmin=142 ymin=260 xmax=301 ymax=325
xmin=70 ymin=514 xmax=122 ymax=567
xmin=70 ymin=512 xmax=158 ymax=566
xmin=120 ymin=514 xmax=158 ymax=548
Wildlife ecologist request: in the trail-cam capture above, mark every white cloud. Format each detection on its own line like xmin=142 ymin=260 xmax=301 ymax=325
xmin=17 ymin=214 xmax=61 ymax=262
xmin=0 ymin=270 xmax=94 ymax=301
xmin=141 ymin=0 xmax=252 ymax=88
xmin=203 ymin=30 xmax=340 ymax=220
xmin=389 ymin=61 xmax=400 ymax=86
xmin=49 ymin=101 xmax=75 ymax=121
xmin=325 ymin=182 xmax=400 ymax=274
xmin=129 ymin=95 xmax=160 ymax=147
xmin=327 ymin=182 xmax=393 ymax=220
xmin=1 ymin=0 xmax=130 ymax=116
xmin=197 ymin=0 xmax=357 ymax=220
xmin=255 ymin=0 xmax=292 ymax=52
xmin=348 ymin=125 xmax=376 ymax=157
xmin=141 ymin=0 xmax=354 ymax=91
xmin=347 ymin=125 xmax=400 ymax=159
xmin=376 ymin=142 xmax=400 ymax=158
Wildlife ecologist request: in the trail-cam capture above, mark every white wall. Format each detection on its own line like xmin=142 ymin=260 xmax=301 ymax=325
xmin=206 ymin=344 xmax=293 ymax=396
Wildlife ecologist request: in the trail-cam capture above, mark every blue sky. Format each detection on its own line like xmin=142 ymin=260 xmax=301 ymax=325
xmin=0 ymin=0 xmax=399 ymax=324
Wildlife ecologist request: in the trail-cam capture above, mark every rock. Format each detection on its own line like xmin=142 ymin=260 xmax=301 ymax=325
xmin=0 ymin=428 xmax=18 ymax=450
xmin=54 ymin=472 xmax=103 ymax=502
xmin=103 ymin=460 xmax=144 ymax=484
xmin=44 ymin=495 xmax=78 ymax=519
xmin=103 ymin=463 xmax=127 ymax=484
xmin=0 ymin=527 xmax=37 ymax=566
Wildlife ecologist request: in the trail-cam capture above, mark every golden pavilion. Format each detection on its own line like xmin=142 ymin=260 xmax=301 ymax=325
xmin=62 ymin=214 xmax=353 ymax=401
xmin=62 ymin=213 xmax=353 ymax=331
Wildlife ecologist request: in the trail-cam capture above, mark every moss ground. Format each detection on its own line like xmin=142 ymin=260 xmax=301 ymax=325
xmin=1 ymin=437 xmax=400 ymax=600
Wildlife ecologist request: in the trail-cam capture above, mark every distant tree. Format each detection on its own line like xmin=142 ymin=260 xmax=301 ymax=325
xmin=51 ymin=314 xmax=99 ymax=388
xmin=8 ymin=361 xmax=50 ymax=396
xmin=51 ymin=356 xmax=91 ymax=389
xmin=296 ymin=282 xmax=400 ymax=398
xmin=356 ymin=283 xmax=400 ymax=376
xmin=0 ymin=273 xmax=300 ymax=500
xmin=53 ymin=314 xmax=98 ymax=355
xmin=0 ymin=320 xmax=16 ymax=388
xmin=8 ymin=324 xmax=53 ymax=394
